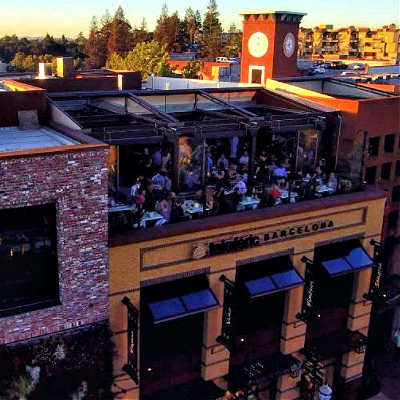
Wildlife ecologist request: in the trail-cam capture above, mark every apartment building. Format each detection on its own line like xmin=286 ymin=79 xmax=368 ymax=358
xmin=299 ymin=25 xmax=400 ymax=62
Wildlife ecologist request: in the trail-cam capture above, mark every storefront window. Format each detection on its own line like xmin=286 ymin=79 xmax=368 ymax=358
xmin=365 ymin=166 xmax=377 ymax=184
xmin=0 ymin=204 xmax=59 ymax=316
xmin=368 ymin=137 xmax=380 ymax=158
xmin=384 ymin=134 xmax=395 ymax=153
xmin=381 ymin=162 xmax=392 ymax=181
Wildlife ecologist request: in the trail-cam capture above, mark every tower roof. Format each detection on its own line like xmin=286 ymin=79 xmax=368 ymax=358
xmin=239 ymin=10 xmax=307 ymax=16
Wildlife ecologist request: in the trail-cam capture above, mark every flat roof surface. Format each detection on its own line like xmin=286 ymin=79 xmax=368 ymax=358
xmin=0 ymin=126 xmax=78 ymax=153
xmin=239 ymin=10 xmax=306 ymax=16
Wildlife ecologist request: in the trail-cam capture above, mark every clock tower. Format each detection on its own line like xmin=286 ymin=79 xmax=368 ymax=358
xmin=239 ymin=10 xmax=306 ymax=84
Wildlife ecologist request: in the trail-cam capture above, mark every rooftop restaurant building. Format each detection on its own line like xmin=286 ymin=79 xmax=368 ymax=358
xmin=42 ymin=85 xmax=387 ymax=400
xmin=0 ymin=7 xmax=393 ymax=398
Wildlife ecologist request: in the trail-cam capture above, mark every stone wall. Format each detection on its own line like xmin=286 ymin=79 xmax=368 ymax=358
xmin=0 ymin=147 xmax=109 ymax=344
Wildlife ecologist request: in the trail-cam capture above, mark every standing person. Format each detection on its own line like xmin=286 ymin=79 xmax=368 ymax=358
xmin=130 ymin=176 xmax=143 ymax=200
xmin=161 ymin=149 xmax=171 ymax=171
xmin=217 ymin=154 xmax=229 ymax=170
xmin=230 ymin=136 xmax=239 ymax=158
xmin=152 ymin=147 xmax=162 ymax=170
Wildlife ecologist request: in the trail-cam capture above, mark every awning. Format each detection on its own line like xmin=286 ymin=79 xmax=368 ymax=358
xmin=147 ymin=286 xmax=219 ymax=324
xmin=242 ymin=258 xmax=304 ymax=299
xmin=320 ymin=243 xmax=373 ymax=277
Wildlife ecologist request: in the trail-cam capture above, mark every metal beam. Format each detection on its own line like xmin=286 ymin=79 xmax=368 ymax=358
xmin=197 ymin=90 xmax=261 ymax=120
xmin=200 ymin=109 xmax=247 ymax=122
xmin=128 ymin=94 xmax=179 ymax=124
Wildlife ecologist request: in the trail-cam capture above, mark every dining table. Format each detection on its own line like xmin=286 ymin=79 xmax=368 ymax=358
xmin=237 ymin=196 xmax=260 ymax=211
xmin=140 ymin=211 xmax=166 ymax=228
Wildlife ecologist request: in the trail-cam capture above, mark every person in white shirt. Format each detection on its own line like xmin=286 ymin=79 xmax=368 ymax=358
xmin=234 ymin=175 xmax=247 ymax=195
xmin=130 ymin=176 xmax=143 ymax=198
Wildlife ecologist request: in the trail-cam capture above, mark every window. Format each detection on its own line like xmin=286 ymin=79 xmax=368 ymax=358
xmin=392 ymin=186 xmax=400 ymax=203
xmin=396 ymin=160 xmax=400 ymax=177
xmin=368 ymin=137 xmax=380 ymax=157
xmin=365 ymin=166 xmax=377 ymax=184
xmin=381 ymin=162 xmax=392 ymax=181
xmin=388 ymin=210 xmax=399 ymax=230
xmin=384 ymin=134 xmax=395 ymax=153
xmin=0 ymin=204 xmax=59 ymax=316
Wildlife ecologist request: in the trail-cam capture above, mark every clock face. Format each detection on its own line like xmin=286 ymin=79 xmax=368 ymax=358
xmin=283 ymin=32 xmax=296 ymax=58
xmin=248 ymin=32 xmax=268 ymax=58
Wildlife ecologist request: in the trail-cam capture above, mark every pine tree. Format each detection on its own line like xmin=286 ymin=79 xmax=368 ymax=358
xmin=184 ymin=7 xmax=198 ymax=45
xmin=106 ymin=41 xmax=174 ymax=79
xmin=107 ymin=6 xmax=132 ymax=57
xmin=223 ymin=23 xmax=242 ymax=57
xmin=200 ymin=0 xmax=222 ymax=58
xmin=132 ymin=18 xmax=150 ymax=46
xmin=85 ymin=17 xmax=105 ymax=68
xmin=154 ymin=4 xmax=180 ymax=52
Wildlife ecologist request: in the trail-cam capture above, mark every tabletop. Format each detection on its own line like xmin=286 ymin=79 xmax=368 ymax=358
xmin=108 ymin=203 xmax=137 ymax=213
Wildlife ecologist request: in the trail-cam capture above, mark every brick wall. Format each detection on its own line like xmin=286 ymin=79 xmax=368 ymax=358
xmin=0 ymin=147 xmax=109 ymax=344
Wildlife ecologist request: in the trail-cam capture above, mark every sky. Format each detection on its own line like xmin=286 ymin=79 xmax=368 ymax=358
xmin=1 ymin=0 xmax=399 ymax=38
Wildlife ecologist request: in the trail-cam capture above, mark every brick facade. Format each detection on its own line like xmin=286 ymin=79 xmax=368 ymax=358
xmin=0 ymin=147 xmax=109 ymax=344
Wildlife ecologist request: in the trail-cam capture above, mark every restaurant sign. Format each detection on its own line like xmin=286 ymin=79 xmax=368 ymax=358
xmin=193 ymin=219 xmax=334 ymax=259
xmin=216 ymin=276 xmax=237 ymax=352
xmin=122 ymin=296 xmax=139 ymax=384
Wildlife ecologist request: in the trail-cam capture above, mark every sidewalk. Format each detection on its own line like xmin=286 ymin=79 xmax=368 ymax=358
xmin=368 ymin=350 xmax=400 ymax=400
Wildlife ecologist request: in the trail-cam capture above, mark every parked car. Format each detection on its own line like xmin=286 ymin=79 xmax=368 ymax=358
xmin=309 ymin=66 xmax=326 ymax=75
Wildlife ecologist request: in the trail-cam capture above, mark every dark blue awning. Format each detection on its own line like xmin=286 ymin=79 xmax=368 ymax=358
xmin=345 ymin=247 xmax=373 ymax=270
xmin=244 ymin=268 xmax=303 ymax=299
xmin=321 ymin=245 xmax=373 ymax=277
xmin=148 ymin=288 xmax=219 ymax=324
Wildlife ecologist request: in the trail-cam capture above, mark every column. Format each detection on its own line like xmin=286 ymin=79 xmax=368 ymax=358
xmin=201 ymin=269 xmax=235 ymax=385
xmin=277 ymin=252 xmax=311 ymax=400
xmin=248 ymin=128 xmax=258 ymax=185
xmin=111 ymin=290 xmax=140 ymax=400
xmin=340 ymin=239 xmax=375 ymax=385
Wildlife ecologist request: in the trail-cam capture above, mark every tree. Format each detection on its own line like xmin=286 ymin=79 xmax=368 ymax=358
xmin=181 ymin=61 xmax=201 ymax=78
xmin=223 ymin=23 xmax=242 ymax=57
xmin=153 ymin=4 xmax=180 ymax=52
xmin=132 ymin=18 xmax=151 ymax=46
xmin=106 ymin=41 xmax=175 ymax=79
xmin=85 ymin=17 xmax=106 ymax=68
xmin=107 ymin=6 xmax=132 ymax=57
xmin=184 ymin=7 xmax=200 ymax=46
xmin=200 ymin=0 xmax=222 ymax=58
xmin=9 ymin=52 xmax=53 ymax=72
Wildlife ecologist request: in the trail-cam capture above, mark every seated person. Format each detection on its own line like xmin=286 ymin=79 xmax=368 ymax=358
xmin=144 ymin=182 xmax=157 ymax=211
xmin=204 ymin=186 xmax=214 ymax=212
xmin=239 ymin=151 xmax=249 ymax=166
xmin=157 ymin=192 xmax=174 ymax=222
xmin=233 ymin=175 xmax=247 ymax=196
xmin=161 ymin=170 xmax=172 ymax=192
xmin=170 ymin=197 xmax=187 ymax=223
xmin=268 ymin=184 xmax=281 ymax=202
xmin=272 ymin=163 xmax=288 ymax=180
xmin=151 ymin=170 xmax=165 ymax=191
xmin=327 ymin=172 xmax=338 ymax=191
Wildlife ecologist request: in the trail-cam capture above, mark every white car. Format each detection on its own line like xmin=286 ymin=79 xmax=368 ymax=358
xmin=309 ymin=67 xmax=325 ymax=75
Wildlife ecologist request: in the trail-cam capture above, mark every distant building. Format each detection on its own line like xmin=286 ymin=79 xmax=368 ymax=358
xmin=299 ymin=25 xmax=400 ymax=62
